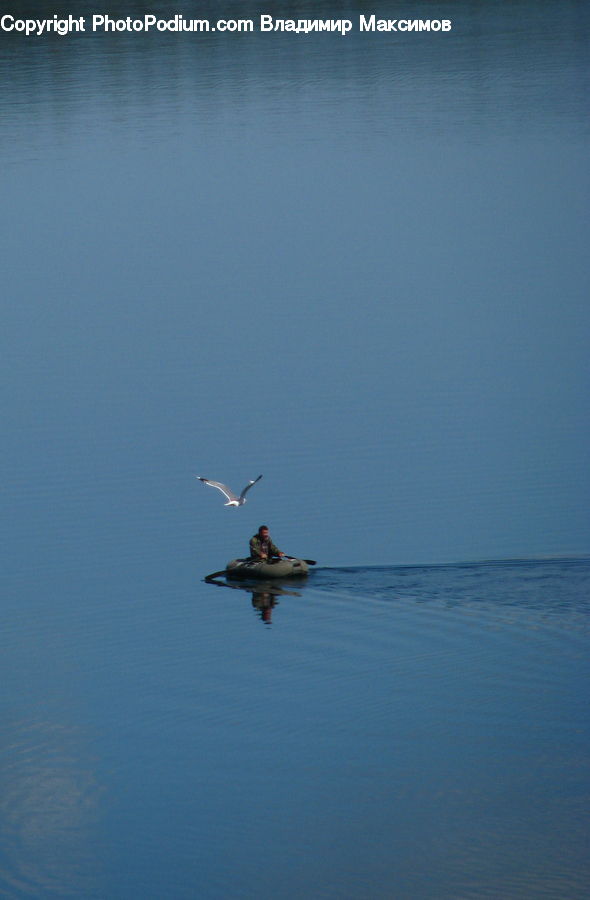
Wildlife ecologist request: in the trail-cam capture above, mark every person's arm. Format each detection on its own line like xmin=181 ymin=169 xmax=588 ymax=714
xmin=270 ymin=541 xmax=284 ymax=558
xmin=250 ymin=537 xmax=265 ymax=558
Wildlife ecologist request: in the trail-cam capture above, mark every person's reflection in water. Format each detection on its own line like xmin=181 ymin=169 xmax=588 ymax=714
xmin=250 ymin=589 xmax=279 ymax=624
xmin=204 ymin=574 xmax=301 ymax=624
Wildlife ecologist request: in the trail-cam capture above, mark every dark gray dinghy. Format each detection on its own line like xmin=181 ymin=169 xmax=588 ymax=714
xmin=225 ymin=557 xmax=309 ymax=579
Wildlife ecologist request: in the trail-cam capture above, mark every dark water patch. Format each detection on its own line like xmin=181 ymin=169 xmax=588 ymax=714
xmin=312 ymin=558 xmax=590 ymax=623
xmin=3 ymin=0 xmax=589 ymax=144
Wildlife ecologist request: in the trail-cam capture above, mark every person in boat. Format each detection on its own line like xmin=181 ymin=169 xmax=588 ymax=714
xmin=249 ymin=525 xmax=285 ymax=560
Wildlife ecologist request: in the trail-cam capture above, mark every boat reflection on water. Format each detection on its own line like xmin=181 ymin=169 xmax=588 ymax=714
xmin=204 ymin=573 xmax=306 ymax=624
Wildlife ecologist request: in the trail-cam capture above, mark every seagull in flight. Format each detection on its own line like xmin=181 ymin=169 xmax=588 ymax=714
xmin=195 ymin=474 xmax=262 ymax=507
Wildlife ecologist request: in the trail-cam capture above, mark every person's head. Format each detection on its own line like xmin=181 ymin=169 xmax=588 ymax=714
xmin=258 ymin=525 xmax=269 ymax=539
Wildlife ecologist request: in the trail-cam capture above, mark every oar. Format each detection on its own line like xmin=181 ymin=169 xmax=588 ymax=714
xmin=283 ymin=556 xmax=316 ymax=566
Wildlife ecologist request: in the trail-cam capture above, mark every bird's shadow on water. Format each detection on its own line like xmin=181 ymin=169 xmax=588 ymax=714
xmin=204 ymin=574 xmax=306 ymax=625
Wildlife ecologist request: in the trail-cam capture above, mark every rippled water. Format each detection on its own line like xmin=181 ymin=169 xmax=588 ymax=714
xmin=1 ymin=0 xmax=589 ymax=896
xmin=1 ymin=559 xmax=589 ymax=898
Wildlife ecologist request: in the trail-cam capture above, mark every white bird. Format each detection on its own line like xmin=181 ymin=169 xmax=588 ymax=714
xmin=195 ymin=474 xmax=262 ymax=507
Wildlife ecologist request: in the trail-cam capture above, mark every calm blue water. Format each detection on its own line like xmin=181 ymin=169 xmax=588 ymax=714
xmin=1 ymin=0 xmax=589 ymax=896
xmin=1 ymin=558 xmax=589 ymax=898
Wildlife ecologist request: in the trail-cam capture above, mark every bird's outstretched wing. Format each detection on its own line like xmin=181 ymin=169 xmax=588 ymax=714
xmin=239 ymin=474 xmax=263 ymax=500
xmin=195 ymin=476 xmax=239 ymax=503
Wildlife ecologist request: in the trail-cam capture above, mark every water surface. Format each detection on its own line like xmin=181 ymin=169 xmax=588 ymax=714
xmin=1 ymin=1 xmax=589 ymax=896
xmin=1 ymin=559 xmax=589 ymax=897
xmin=2 ymin=0 xmax=589 ymax=566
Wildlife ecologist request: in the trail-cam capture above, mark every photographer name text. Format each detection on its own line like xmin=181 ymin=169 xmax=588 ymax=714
xmin=1 ymin=13 xmax=452 ymax=38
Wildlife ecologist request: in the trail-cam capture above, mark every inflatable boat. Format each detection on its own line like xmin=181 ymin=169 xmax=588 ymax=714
xmin=225 ymin=557 xmax=309 ymax=579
